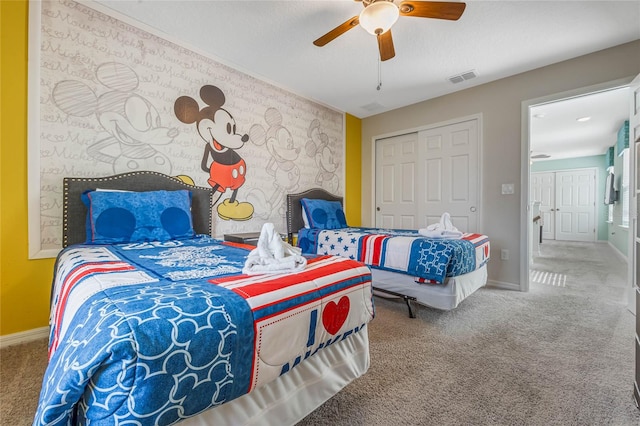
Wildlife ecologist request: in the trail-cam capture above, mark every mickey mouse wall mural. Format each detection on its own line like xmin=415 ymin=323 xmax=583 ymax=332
xmin=174 ymin=85 xmax=254 ymax=221
xmin=51 ymin=62 xmax=177 ymax=175
xmin=247 ymin=107 xmax=301 ymax=218
xmin=306 ymin=119 xmax=340 ymax=194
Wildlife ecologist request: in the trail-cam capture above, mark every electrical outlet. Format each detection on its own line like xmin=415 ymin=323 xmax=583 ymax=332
xmin=500 ymin=249 xmax=509 ymax=260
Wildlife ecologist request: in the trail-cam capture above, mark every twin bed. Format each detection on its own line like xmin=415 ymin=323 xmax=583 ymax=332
xmin=36 ymin=172 xmax=489 ymax=424
xmin=35 ymin=172 xmax=374 ymax=426
xmin=286 ymin=188 xmax=490 ymax=318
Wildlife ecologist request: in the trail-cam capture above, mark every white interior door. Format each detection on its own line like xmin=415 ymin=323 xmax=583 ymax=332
xmin=375 ymin=133 xmax=419 ymax=229
xmin=531 ymin=172 xmax=555 ymax=239
xmin=419 ymin=119 xmax=479 ymax=232
xmin=555 ymin=169 xmax=596 ymax=242
xmin=375 ymin=118 xmax=480 ymax=232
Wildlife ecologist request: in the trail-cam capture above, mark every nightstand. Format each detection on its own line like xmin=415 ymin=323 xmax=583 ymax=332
xmin=223 ymin=232 xmax=261 ymax=246
xmin=223 ymin=231 xmax=287 ymax=246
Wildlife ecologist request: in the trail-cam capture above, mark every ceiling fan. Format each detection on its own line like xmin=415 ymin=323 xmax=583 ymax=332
xmin=313 ymin=0 xmax=466 ymax=61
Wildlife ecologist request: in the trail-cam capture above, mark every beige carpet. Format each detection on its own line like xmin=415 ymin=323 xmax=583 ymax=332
xmin=3 ymin=240 xmax=640 ymax=425
xmin=1 ymin=338 xmax=48 ymax=425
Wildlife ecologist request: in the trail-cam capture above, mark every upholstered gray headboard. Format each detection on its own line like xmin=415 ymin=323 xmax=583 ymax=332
xmin=62 ymin=171 xmax=214 ymax=247
xmin=285 ymin=188 xmax=343 ymax=244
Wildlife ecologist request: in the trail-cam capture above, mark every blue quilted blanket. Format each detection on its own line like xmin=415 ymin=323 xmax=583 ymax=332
xmin=35 ymin=236 xmax=374 ymax=425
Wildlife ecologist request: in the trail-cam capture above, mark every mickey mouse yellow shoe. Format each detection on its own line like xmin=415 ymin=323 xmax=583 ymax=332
xmin=217 ymin=199 xmax=254 ymax=221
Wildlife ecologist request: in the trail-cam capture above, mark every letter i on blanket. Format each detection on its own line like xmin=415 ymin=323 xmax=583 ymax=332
xmin=242 ymin=222 xmax=307 ymax=274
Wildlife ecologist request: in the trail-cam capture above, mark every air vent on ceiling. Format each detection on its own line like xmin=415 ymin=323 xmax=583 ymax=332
xmin=448 ymin=70 xmax=477 ymax=84
xmin=361 ymin=102 xmax=384 ymax=112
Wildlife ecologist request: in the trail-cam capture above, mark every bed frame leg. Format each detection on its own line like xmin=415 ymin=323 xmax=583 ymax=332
xmin=372 ymin=287 xmax=418 ymax=318
xmin=404 ymin=298 xmax=416 ymax=318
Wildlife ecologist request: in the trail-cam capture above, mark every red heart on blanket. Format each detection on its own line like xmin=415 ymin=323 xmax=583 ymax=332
xmin=322 ymin=296 xmax=350 ymax=335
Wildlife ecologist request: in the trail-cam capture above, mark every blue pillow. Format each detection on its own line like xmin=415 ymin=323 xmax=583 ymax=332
xmin=81 ymin=189 xmax=194 ymax=244
xmin=300 ymin=198 xmax=347 ymax=230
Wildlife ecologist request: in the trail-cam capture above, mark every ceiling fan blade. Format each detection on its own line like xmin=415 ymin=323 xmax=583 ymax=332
xmin=399 ymin=1 xmax=466 ymax=20
xmin=313 ymin=16 xmax=360 ymax=47
xmin=377 ymin=30 xmax=395 ymax=61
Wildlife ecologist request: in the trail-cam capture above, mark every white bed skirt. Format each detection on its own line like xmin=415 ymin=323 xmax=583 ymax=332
xmin=371 ymin=264 xmax=488 ymax=311
xmin=181 ymin=326 xmax=370 ymax=426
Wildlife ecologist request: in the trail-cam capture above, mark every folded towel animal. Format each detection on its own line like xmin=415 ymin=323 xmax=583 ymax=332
xmin=242 ymin=222 xmax=307 ymax=275
xmin=418 ymin=212 xmax=463 ymax=239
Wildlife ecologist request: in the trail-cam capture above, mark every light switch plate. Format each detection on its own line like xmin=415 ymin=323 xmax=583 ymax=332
xmin=501 ymin=183 xmax=515 ymax=195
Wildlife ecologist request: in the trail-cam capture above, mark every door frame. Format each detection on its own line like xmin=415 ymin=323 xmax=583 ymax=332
xmin=370 ymin=113 xmax=484 ymax=233
xmin=520 ymin=76 xmax=635 ymax=292
xmin=628 ymin=73 xmax=640 ymax=315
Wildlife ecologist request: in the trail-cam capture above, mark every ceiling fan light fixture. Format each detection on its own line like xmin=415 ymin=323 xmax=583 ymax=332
xmin=359 ymin=1 xmax=400 ymax=35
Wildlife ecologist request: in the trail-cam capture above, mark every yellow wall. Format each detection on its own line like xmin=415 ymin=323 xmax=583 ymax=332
xmin=2 ymin=0 xmax=57 ymax=336
xmin=0 ymin=1 xmax=363 ymax=336
xmin=344 ymin=114 xmax=362 ymax=227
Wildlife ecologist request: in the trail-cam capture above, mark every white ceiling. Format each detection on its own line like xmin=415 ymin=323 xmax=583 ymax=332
xmin=530 ymin=86 xmax=631 ymax=161
xmin=95 ymin=0 xmax=640 ymax=159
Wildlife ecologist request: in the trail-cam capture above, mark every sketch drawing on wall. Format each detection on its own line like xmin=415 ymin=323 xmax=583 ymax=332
xmin=306 ymin=119 xmax=340 ymax=194
xmin=248 ymin=108 xmax=301 ymax=218
xmin=52 ymin=62 xmax=177 ymax=176
xmin=29 ymin=0 xmax=344 ymax=257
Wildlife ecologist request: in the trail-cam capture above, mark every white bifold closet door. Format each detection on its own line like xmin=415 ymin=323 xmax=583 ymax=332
xmin=375 ymin=118 xmax=480 ymax=232
xmin=531 ymin=169 xmax=596 ymax=242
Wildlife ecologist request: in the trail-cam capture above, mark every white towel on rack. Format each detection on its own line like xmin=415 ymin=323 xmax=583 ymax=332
xmin=242 ymin=222 xmax=307 ymax=275
xmin=418 ymin=212 xmax=463 ymax=239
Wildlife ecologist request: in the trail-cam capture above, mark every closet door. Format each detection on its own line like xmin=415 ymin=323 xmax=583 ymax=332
xmin=418 ymin=119 xmax=479 ymax=232
xmin=374 ymin=133 xmax=419 ymax=229
xmin=531 ymin=169 xmax=596 ymax=242
xmin=374 ymin=118 xmax=480 ymax=232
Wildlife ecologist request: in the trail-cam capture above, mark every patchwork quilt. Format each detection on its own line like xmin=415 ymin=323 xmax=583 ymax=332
xmin=35 ymin=236 xmax=374 ymax=425
xmin=297 ymin=227 xmax=490 ymax=284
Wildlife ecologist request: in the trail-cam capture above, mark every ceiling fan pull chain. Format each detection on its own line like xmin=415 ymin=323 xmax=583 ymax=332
xmin=377 ymin=56 xmax=382 ymax=91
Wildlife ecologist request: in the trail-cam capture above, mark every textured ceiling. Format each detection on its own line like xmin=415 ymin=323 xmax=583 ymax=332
xmin=94 ymin=0 xmax=640 ymax=158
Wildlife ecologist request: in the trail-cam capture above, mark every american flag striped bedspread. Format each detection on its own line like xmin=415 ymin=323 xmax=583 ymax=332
xmin=35 ymin=236 xmax=374 ymax=425
xmin=297 ymin=227 xmax=490 ymax=284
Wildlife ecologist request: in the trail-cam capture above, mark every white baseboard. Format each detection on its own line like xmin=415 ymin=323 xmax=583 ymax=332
xmin=486 ymin=279 xmax=520 ymax=291
xmin=607 ymin=241 xmax=628 ymax=262
xmin=0 ymin=326 xmax=49 ymax=349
